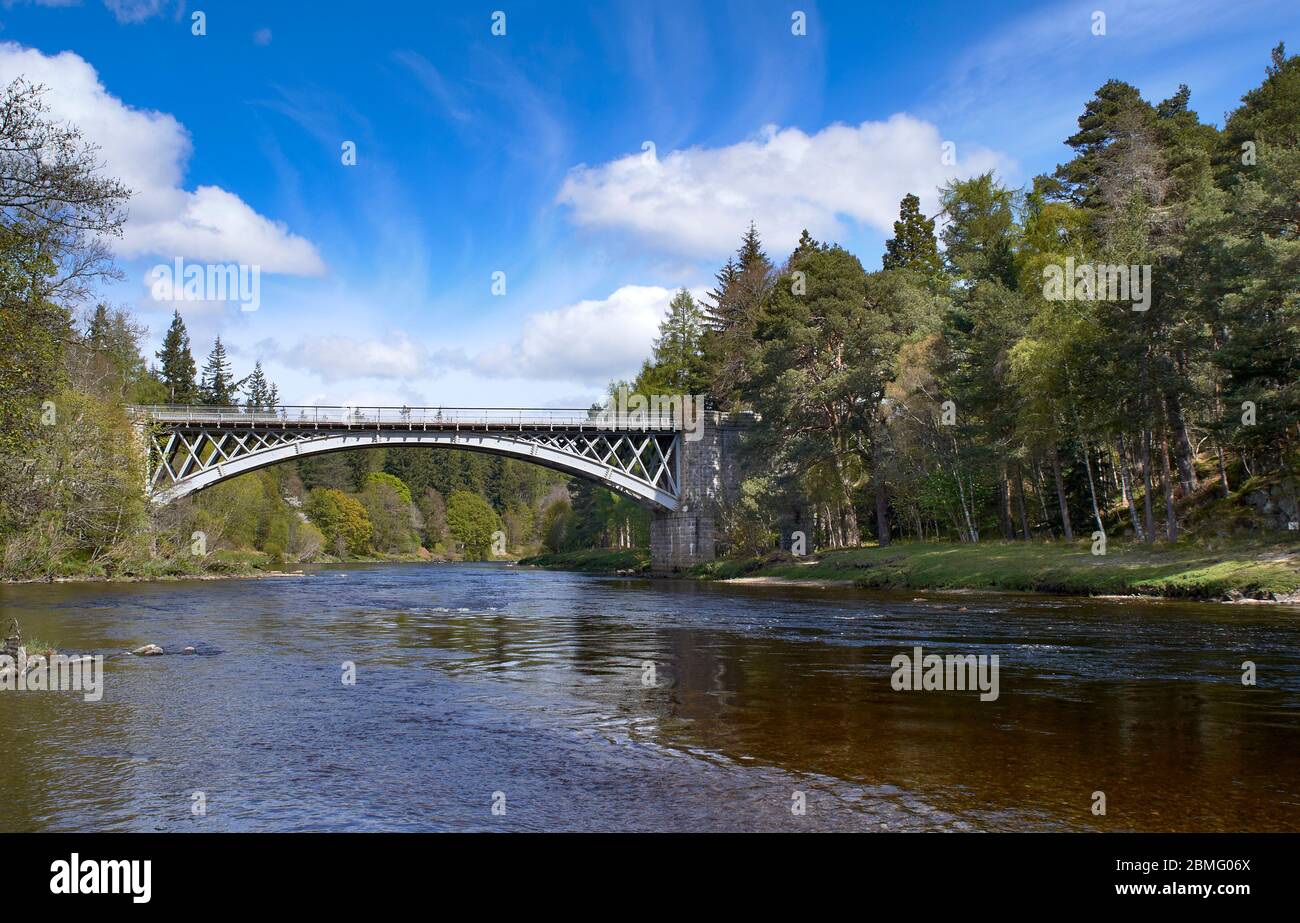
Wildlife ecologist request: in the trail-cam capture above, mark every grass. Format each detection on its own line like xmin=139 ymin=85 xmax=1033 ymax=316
xmin=17 ymin=637 xmax=57 ymax=657
xmin=690 ymin=538 xmax=1300 ymax=600
xmin=518 ymin=548 xmax=650 ymax=574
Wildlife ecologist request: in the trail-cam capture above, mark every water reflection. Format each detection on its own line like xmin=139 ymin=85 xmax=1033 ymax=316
xmin=1 ymin=564 xmax=1297 ymax=831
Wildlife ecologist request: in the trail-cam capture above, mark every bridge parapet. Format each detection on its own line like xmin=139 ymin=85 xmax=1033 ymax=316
xmin=132 ymin=404 xmax=687 ymax=431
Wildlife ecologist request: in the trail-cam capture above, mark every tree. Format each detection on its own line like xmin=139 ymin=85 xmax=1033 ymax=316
xmin=359 ymin=479 xmax=419 ymax=554
xmin=746 ymin=245 xmax=917 ymax=548
xmin=304 ymin=488 xmax=372 ymax=556
xmin=198 ymin=337 xmax=241 ymax=405
xmin=446 ymin=490 xmax=501 ymax=560
xmin=417 ymin=487 xmax=448 ymax=549
xmin=638 ymin=288 xmax=708 ymax=394
xmin=882 ymin=193 xmax=943 ymax=278
xmin=156 ymin=311 xmax=198 ymax=404
xmin=364 ymin=471 xmax=413 ymax=504
xmin=702 ymin=223 xmax=773 ymax=408
xmin=0 ymin=78 xmax=129 ymax=459
xmin=242 ymin=361 xmax=278 ymax=411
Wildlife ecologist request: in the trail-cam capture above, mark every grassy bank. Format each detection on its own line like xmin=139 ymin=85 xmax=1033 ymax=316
xmin=518 ymin=548 xmax=650 ymax=574
xmin=519 ymin=539 xmax=1300 ymax=601
xmin=689 ymin=539 xmax=1300 ymax=601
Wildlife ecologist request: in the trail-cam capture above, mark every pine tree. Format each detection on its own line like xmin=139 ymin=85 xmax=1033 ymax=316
xmin=199 ymin=337 xmax=240 ymax=405
xmin=242 ymin=361 xmax=278 ymax=411
xmin=648 ymin=288 xmax=708 ymax=393
xmin=155 ymin=310 xmax=198 ymax=404
xmin=702 ymin=223 xmax=774 ymax=408
xmin=882 ymin=194 xmax=942 ymax=276
xmin=85 ymin=303 xmax=111 ymax=351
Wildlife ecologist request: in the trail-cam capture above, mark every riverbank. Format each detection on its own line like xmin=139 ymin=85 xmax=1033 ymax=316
xmin=0 ymin=548 xmax=464 ymax=585
xmin=521 ymin=539 xmax=1300 ymax=602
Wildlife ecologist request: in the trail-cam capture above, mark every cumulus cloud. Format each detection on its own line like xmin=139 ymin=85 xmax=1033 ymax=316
xmin=0 ymin=43 xmax=324 ymax=274
xmin=556 ymin=115 xmax=1012 ymax=256
xmin=269 ymin=332 xmax=436 ymax=383
xmin=471 ymin=284 xmax=675 ymax=383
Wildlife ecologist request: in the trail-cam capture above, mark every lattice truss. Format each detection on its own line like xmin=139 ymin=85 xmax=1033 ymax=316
xmin=527 ymin=431 xmax=679 ymax=496
xmin=148 ymin=427 xmax=302 ymax=489
xmin=147 ymin=426 xmax=680 ymax=499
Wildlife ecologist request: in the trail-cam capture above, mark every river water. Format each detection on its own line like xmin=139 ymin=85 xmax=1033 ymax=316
xmin=1 ymin=563 xmax=1296 ymax=832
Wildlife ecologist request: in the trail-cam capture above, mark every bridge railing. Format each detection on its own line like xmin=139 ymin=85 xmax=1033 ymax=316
xmin=130 ymin=404 xmax=692 ymax=430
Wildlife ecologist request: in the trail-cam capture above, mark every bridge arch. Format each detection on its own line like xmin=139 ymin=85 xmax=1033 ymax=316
xmin=150 ymin=429 xmax=680 ymax=510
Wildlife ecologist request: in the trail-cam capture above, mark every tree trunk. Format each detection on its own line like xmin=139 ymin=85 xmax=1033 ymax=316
xmin=1117 ymin=436 xmax=1144 ymax=543
xmin=1160 ymin=429 xmax=1178 ymax=542
xmin=1164 ymin=391 xmax=1198 ymax=494
xmin=1050 ymin=447 xmax=1074 ymax=541
xmin=1014 ymin=463 xmax=1032 ymax=540
xmin=1217 ymin=445 xmax=1230 ymax=498
xmin=1140 ymin=429 xmax=1156 ymax=545
xmin=996 ymin=463 xmax=1013 ymax=540
xmin=1081 ymin=440 xmax=1105 ymax=536
xmin=842 ymin=499 xmax=860 ymax=548
xmin=1033 ymin=458 xmax=1054 ymax=539
xmin=874 ymin=474 xmax=890 ymax=546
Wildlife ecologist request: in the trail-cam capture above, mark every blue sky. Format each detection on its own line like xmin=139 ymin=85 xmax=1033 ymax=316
xmin=2 ymin=0 xmax=1296 ymax=407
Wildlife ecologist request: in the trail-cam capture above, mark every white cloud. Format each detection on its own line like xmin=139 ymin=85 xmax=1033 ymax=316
xmin=271 ymin=332 xmax=435 ymax=383
xmin=0 ymin=43 xmax=324 ymax=274
xmin=471 ymin=284 xmax=675 ymax=383
xmin=556 ymin=115 xmax=1012 ymax=257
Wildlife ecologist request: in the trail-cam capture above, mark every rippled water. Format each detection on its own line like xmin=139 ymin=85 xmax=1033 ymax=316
xmin=1 ymin=563 xmax=1297 ymax=831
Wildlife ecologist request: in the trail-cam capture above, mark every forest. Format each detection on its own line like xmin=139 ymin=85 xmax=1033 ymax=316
xmin=0 ymin=45 xmax=1296 ymax=580
xmin=629 ymin=44 xmax=1299 ymax=557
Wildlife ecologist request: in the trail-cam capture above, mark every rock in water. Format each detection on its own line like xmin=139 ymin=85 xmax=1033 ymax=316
xmin=131 ymin=644 xmax=164 ymax=656
xmin=182 ymin=646 xmax=196 ymax=655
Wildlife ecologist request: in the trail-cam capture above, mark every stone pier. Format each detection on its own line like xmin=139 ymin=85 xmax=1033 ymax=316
xmin=650 ymin=412 xmax=746 ymax=574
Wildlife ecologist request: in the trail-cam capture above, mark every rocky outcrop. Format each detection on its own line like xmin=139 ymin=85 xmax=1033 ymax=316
xmin=1242 ymin=478 xmax=1299 ymax=531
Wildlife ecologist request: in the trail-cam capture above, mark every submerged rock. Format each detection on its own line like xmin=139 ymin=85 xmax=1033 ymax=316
xmin=182 ymin=646 xmax=196 ymax=655
xmin=131 ymin=644 xmax=164 ymax=657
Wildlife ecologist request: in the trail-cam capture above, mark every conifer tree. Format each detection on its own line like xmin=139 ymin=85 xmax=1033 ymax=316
xmin=198 ymin=337 xmax=240 ymax=405
xmin=882 ymin=194 xmax=942 ymax=277
xmin=155 ymin=310 xmax=198 ymax=403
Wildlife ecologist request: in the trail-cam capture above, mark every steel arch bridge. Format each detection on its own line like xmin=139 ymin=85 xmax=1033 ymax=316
xmin=132 ymin=405 xmax=685 ymax=510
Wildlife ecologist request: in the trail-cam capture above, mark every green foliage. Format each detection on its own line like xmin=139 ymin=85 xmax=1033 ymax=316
xmin=359 ymin=479 xmax=420 ymax=554
xmin=305 ymin=488 xmax=373 ymax=556
xmin=155 ymin=311 xmax=198 ymax=404
xmin=882 ymin=193 xmax=943 ymax=278
xmin=445 ymin=490 xmax=501 ymax=560
xmin=363 ymin=471 xmax=412 ymax=504
xmin=198 ymin=337 xmax=240 ymax=406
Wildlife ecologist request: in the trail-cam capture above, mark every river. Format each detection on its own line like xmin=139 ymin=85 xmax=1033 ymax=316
xmin=1 ymin=562 xmax=1297 ymax=832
